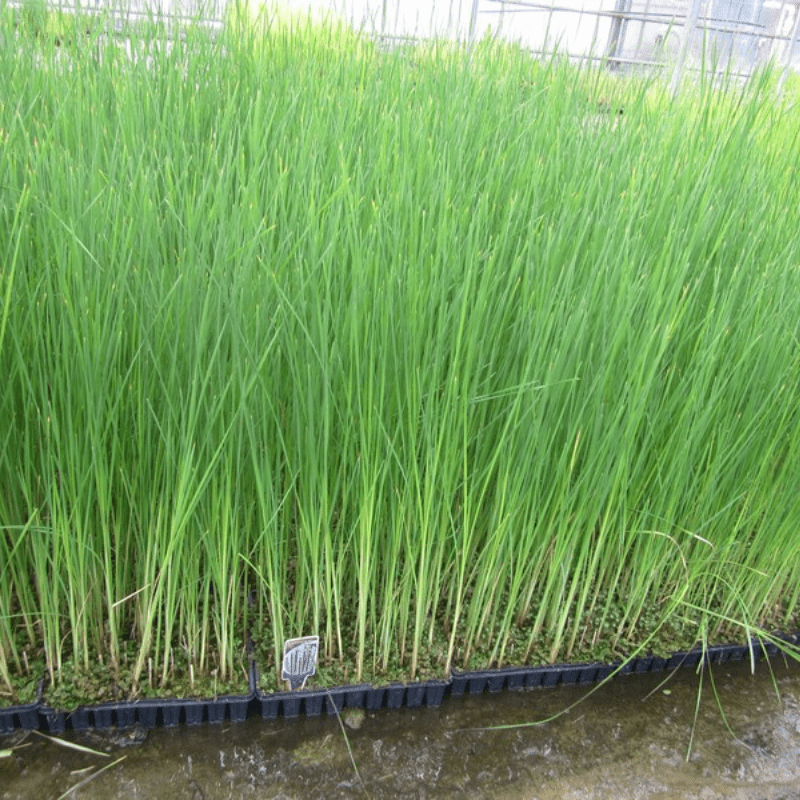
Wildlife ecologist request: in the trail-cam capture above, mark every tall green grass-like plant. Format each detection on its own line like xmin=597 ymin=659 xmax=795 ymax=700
xmin=1 ymin=4 xmax=800 ymax=702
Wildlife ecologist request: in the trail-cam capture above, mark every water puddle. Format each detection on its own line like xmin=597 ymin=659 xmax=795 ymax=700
xmin=3 ymin=658 xmax=800 ymax=799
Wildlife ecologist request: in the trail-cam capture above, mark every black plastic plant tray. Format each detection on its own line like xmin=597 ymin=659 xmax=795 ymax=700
xmin=0 ymin=702 xmax=39 ymax=734
xmin=26 ymin=660 xmax=262 ymax=733
xmin=3 ymin=635 xmax=799 ymax=732
xmin=33 ymin=690 xmax=255 ymax=734
xmin=449 ymin=660 xmax=617 ymax=695
xmin=254 ymin=671 xmax=450 ymax=720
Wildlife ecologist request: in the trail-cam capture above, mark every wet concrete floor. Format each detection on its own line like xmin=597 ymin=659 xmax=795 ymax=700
xmin=3 ymin=656 xmax=800 ymax=799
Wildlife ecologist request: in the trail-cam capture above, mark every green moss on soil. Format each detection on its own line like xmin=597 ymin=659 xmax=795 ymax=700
xmin=0 ymin=656 xmax=44 ymax=708
xmin=6 ymin=642 xmax=251 ymax=711
xmin=251 ymin=596 xmax=795 ymax=693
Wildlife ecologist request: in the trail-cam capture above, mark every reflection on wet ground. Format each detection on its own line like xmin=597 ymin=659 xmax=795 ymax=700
xmin=3 ymin=657 xmax=800 ymax=799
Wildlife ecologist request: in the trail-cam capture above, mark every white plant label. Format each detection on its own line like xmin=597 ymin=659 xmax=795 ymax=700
xmin=281 ymin=635 xmax=319 ymax=690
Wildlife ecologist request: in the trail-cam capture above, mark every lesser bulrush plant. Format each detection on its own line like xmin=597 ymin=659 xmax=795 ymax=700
xmin=1 ymin=0 xmax=799 ymax=704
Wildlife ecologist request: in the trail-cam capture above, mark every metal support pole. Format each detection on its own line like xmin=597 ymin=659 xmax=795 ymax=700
xmin=469 ymin=0 xmax=480 ymax=41
xmin=670 ymin=0 xmax=705 ymax=96
xmin=606 ymin=0 xmax=632 ymax=68
xmin=776 ymin=2 xmax=800 ymax=94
